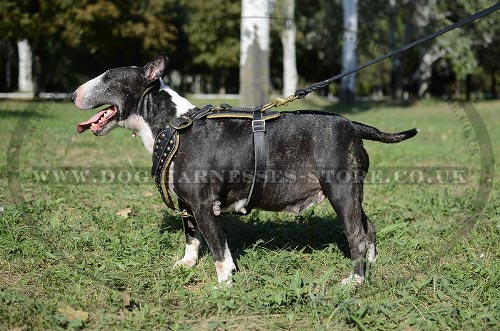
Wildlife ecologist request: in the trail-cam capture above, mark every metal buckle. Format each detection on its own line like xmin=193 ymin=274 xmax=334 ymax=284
xmin=169 ymin=116 xmax=193 ymax=130
xmin=252 ymin=119 xmax=266 ymax=132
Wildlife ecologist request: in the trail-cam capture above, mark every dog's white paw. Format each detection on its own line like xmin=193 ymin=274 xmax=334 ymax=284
xmin=340 ymin=273 xmax=365 ymax=286
xmin=367 ymin=243 xmax=377 ymax=263
xmin=173 ymin=258 xmax=197 ymax=269
xmin=216 ymin=263 xmax=235 ymax=283
xmin=213 ymin=277 xmax=233 ymax=290
xmin=215 ymin=243 xmax=236 ymax=286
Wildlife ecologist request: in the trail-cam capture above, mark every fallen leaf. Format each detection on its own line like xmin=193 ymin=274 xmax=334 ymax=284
xmin=117 ymin=309 xmax=127 ymax=320
xmin=8 ymin=326 xmax=27 ymax=331
xmin=144 ymin=191 xmax=154 ymax=197
xmin=116 ymin=207 xmax=132 ymax=217
xmin=122 ymin=291 xmax=131 ymax=308
xmin=56 ymin=306 xmax=89 ymax=322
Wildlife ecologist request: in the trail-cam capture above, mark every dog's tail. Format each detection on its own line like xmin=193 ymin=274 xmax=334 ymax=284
xmin=352 ymin=121 xmax=419 ymax=143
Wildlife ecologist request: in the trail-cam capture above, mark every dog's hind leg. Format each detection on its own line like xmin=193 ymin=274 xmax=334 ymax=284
xmin=321 ymin=167 xmax=370 ymax=285
xmin=173 ymin=203 xmax=201 ymax=269
xmin=363 ymin=210 xmax=376 ymax=263
xmin=192 ymin=205 xmax=236 ymax=285
xmin=334 ymin=199 xmax=369 ymax=284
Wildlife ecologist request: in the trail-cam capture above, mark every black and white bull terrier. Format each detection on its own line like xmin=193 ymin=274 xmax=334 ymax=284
xmin=70 ymin=54 xmax=418 ymax=286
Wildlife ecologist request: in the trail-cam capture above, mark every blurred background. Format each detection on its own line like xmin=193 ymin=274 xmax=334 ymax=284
xmin=0 ymin=0 xmax=498 ymax=104
xmin=0 ymin=3 xmax=499 ymax=329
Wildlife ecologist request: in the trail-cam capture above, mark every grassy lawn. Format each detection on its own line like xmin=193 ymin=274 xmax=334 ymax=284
xmin=0 ymin=98 xmax=498 ymax=330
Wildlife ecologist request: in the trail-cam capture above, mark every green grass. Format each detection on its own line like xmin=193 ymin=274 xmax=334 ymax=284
xmin=0 ymin=98 xmax=499 ymax=330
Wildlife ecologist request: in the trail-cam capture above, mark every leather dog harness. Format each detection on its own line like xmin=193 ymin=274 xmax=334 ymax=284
xmin=151 ymin=105 xmax=280 ymax=215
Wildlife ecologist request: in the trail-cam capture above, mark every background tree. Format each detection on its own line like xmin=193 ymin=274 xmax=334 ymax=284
xmin=240 ymin=0 xmax=271 ymax=106
xmin=0 ymin=0 xmax=496 ymax=100
xmin=340 ymin=0 xmax=358 ymax=103
xmin=184 ymin=0 xmax=240 ymax=94
xmin=0 ymin=0 xmax=41 ymax=93
xmin=294 ymin=0 xmax=342 ymax=96
xmin=275 ymin=0 xmax=298 ymax=96
xmin=0 ymin=0 xmax=178 ymax=92
xmin=388 ymin=0 xmax=402 ymax=101
xmin=17 ymin=40 xmax=33 ymax=92
xmin=60 ymin=0 xmax=177 ymax=77
xmin=442 ymin=0 xmax=499 ymax=99
xmin=353 ymin=0 xmax=491 ymax=102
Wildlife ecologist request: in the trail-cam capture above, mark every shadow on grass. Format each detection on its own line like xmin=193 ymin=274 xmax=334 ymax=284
xmin=160 ymin=210 xmax=350 ymax=260
xmin=0 ymin=109 xmax=53 ymax=119
xmin=159 ymin=213 xmax=184 ymax=234
xmin=0 ymin=99 xmax=63 ymax=119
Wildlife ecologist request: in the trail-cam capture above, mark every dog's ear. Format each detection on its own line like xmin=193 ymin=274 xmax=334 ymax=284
xmin=144 ymin=53 xmax=169 ymax=82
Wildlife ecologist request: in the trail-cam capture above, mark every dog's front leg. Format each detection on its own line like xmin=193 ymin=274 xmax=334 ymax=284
xmin=193 ymin=205 xmax=236 ymax=285
xmin=173 ymin=203 xmax=201 ymax=269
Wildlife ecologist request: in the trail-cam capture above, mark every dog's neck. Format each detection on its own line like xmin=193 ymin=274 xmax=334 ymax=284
xmin=158 ymin=79 xmax=195 ymax=118
xmin=120 ymin=78 xmax=195 ymax=154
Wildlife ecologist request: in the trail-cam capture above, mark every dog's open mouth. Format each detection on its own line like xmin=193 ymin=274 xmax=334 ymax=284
xmin=76 ymin=106 xmax=118 ymax=134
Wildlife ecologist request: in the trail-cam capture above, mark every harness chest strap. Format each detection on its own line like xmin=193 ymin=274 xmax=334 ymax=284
xmin=151 ymin=127 xmax=179 ymax=210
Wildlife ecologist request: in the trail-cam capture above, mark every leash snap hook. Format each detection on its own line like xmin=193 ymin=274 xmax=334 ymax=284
xmin=261 ymin=94 xmax=299 ymax=112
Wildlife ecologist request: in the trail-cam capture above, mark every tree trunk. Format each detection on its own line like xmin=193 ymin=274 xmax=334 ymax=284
xmin=17 ymin=39 xmax=34 ymax=93
xmin=193 ymin=75 xmax=201 ymax=94
xmin=218 ymin=71 xmax=227 ymax=95
xmin=415 ymin=44 xmax=446 ymax=98
xmin=491 ymin=72 xmax=497 ymax=99
xmin=240 ymin=0 xmax=271 ymax=106
xmin=5 ymin=41 xmax=13 ymax=90
xmin=280 ymin=0 xmax=298 ymax=96
xmin=389 ymin=0 xmax=403 ymax=101
xmin=340 ymin=0 xmax=358 ymax=103
xmin=377 ymin=65 xmax=384 ymax=98
xmin=413 ymin=0 xmax=440 ymax=99
xmin=465 ymin=74 xmax=472 ymax=101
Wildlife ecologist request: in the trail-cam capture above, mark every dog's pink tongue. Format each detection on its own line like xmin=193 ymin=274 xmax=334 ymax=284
xmin=76 ymin=109 xmax=107 ymax=133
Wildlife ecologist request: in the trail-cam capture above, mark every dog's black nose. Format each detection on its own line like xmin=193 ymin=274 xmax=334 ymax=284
xmin=69 ymin=92 xmax=76 ymax=103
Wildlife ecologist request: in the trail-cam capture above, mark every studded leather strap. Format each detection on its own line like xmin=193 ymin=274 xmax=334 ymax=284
xmin=152 ymin=128 xmax=178 ymax=209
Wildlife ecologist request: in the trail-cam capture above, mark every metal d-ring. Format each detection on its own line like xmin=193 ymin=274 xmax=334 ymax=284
xmin=169 ymin=116 xmax=193 ymax=130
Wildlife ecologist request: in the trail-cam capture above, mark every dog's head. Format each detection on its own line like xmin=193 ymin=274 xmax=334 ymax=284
xmin=71 ymin=54 xmax=169 ymax=136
